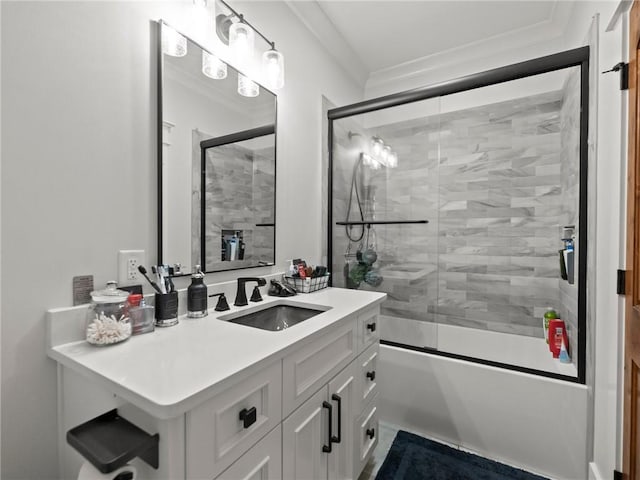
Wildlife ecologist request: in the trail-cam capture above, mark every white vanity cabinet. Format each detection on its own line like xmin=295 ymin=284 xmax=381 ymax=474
xmin=48 ymin=288 xmax=384 ymax=480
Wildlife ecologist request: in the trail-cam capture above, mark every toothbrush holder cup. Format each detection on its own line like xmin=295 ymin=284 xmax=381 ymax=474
xmin=154 ymin=292 xmax=179 ymax=327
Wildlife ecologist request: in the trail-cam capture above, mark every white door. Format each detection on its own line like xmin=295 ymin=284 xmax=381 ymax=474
xmin=282 ymin=387 xmax=330 ymax=480
xmin=327 ymin=363 xmax=356 ymax=480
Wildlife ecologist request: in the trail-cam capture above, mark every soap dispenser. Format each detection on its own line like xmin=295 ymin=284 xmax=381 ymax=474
xmin=187 ymin=265 xmax=208 ymax=318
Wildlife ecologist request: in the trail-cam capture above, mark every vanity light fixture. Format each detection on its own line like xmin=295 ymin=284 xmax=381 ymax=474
xmin=202 ymin=50 xmax=227 ymax=79
xmin=162 ymin=24 xmax=187 ymax=57
xmin=238 ymin=73 xmax=259 ymax=97
xmin=350 ymin=131 xmax=397 ymax=169
xmin=215 ymin=0 xmax=285 ymax=90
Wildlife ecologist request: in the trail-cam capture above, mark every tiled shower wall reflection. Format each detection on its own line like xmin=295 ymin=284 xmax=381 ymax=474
xmin=192 ymin=132 xmax=275 ymax=271
xmin=333 ymin=87 xmax=579 ymax=341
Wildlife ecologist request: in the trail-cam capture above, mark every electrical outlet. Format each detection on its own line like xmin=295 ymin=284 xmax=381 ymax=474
xmin=118 ymin=250 xmax=145 ymax=286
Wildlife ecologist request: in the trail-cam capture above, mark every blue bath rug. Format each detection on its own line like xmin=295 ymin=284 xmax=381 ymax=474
xmin=375 ymin=430 xmax=549 ymax=480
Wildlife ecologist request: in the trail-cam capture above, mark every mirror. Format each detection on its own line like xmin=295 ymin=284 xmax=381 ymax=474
xmin=158 ymin=21 xmax=276 ymax=275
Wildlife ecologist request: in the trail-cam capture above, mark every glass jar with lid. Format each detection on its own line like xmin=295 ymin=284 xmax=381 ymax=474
xmin=85 ymin=281 xmax=132 ymax=346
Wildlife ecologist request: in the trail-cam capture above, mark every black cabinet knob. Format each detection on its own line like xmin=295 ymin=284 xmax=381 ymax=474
xmin=366 ymin=322 xmax=376 ymax=332
xmin=239 ymin=407 xmax=257 ymax=429
xmin=366 ymin=371 xmax=376 ymax=381
xmin=366 ymin=428 xmax=375 ymax=439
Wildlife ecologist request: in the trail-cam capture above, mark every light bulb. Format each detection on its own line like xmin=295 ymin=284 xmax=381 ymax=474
xmin=371 ymin=136 xmax=384 ymax=157
xmin=229 ymin=21 xmax=254 ymax=65
xmin=202 ymin=51 xmax=227 ymax=79
xmin=381 ymin=145 xmax=391 ymax=165
xmin=238 ymin=73 xmax=259 ymax=97
xmin=388 ymin=151 xmax=398 ymax=168
xmin=161 ymin=25 xmax=187 ymax=57
xmin=262 ymin=48 xmax=285 ymax=90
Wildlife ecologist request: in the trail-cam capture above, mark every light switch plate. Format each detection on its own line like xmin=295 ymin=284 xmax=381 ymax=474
xmin=118 ymin=250 xmax=145 ymax=286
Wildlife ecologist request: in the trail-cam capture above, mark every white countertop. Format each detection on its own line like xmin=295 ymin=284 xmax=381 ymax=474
xmin=47 ymin=287 xmax=385 ymax=419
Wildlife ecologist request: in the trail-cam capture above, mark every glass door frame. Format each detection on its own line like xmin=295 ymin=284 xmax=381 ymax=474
xmin=327 ymin=47 xmax=590 ymax=384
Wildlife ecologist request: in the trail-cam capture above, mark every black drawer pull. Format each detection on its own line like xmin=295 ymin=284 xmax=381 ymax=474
xmin=366 ymin=428 xmax=375 ymax=440
xmin=366 ymin=371 xmax=376 ymax=381
xmin=322 ymin=401 xmax=333 ymax=453
xmin=239 ymin=407 xmax=257 ymax=429
xmin=331 ymin=394 xmax=342 ymax=444
xmin=366 ymin=322 xmax=376 ymax=332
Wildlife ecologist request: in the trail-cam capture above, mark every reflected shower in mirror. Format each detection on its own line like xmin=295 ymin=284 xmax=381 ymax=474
xmin=158 ymin=21 xmax=276 ymax=275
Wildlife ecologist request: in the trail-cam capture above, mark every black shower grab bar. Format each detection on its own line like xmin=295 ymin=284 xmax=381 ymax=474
xmin=336 ymin=220 xmax=429 ymax=226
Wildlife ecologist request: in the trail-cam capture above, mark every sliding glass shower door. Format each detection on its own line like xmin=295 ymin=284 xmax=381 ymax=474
xmin=328 ymin=49 xmax=588 ymax=382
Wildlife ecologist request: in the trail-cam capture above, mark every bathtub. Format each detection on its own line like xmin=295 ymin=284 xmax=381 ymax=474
xmin=378 ymin=343 xmax=588 ymax=480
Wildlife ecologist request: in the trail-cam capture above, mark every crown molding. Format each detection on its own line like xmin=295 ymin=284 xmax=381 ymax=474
xmin=284 ymin=0 xmax=369 ymax=87
xmin=366 ymin=3 xmax=574 ymax=94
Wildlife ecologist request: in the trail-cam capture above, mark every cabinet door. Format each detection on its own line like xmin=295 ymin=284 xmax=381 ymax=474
xmin=327 ymin=362 xmax=356 ymax=480
xmin=282 ymin=387 xmax=329 ymax=480
xmin=283 ymin=321 xmax=356 ymax=417
xmin=215 ymin=426 xmax=281 ymax=480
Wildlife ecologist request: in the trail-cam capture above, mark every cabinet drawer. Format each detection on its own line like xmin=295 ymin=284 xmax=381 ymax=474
xmin=283 ymin=321 xmax=356 ymax=417
xmin=186 ymin=360 xmax=282 ymax=480
xmin=355 ymin=342 xmax=379 ymax=415
xmin=215 ymin=425 xmax=282 ymax=480
xmin=358 ymin=307 xmax=380 ymax=353
xmin=354 ymin=395 xmax=378 ymax=475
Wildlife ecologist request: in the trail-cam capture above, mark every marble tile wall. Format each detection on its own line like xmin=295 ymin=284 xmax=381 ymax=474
xmin=191 ymin=135 xmax=275 ymax=271
xmin=333 ymin=87 xmax=581 ymax=342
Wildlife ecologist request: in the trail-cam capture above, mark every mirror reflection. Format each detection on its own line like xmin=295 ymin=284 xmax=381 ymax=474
xmin=159 ymin=21 xmax=276 ymax=275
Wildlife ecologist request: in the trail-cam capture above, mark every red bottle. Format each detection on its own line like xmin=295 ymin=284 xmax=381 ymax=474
xmin=549 ymin=319 xmax=568 ymax=359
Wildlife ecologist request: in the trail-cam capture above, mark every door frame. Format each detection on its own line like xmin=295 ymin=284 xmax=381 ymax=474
xmin=624 ymin=1 xmax=640 ymax=476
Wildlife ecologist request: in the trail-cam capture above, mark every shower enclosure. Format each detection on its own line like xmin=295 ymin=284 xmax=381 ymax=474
xmin=328 ymin=47 xmax=588 ymax=382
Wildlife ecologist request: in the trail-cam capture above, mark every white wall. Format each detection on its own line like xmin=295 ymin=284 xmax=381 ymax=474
xmin=0 ymin=2 xmax=363 ymax=478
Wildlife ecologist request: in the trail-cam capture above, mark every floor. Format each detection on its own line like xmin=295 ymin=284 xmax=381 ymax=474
xmin=358 ymin=422 xmax=398 ymax=480
xmin=357 ymin=422 xmax=552 ymax=480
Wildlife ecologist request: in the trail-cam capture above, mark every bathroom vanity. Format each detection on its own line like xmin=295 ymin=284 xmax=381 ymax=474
xmin=47 ymin=285 xmax=385 ymax=480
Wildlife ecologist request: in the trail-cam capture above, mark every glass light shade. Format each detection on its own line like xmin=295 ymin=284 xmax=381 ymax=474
xmin=229 ymin=22 xmax=254 ymax=64
xmin=381 ymin=145 xmax=391 ymax=164
xmin=262 ymin=48 xmax=285 ymax=90
xmin=202 ymin=51 xmax=227 ymax=79
xmin=362 ymin=153 xmax=380 ymax=170
xmin=371 ymin=136 xmax=384 ymax=157
xmin=238 ymin=73 xmax=259 ymax=97
xmin=162 ymin=25 xmax=187 ymax=57
xmin=388 ymin=151 xmax=398 ymax=168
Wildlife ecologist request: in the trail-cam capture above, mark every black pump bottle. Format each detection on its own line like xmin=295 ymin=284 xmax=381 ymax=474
xmin=187 ymin=265 xmax=208 ymax=318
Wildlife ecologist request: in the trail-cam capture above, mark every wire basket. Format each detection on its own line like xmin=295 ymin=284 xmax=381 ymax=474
xmin=284 ymin=274 xmax=330 ymax=293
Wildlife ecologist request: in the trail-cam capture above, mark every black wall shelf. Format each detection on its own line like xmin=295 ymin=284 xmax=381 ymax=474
xmin=336 ymin=220 xmax=429 ymax=226
xmin=67 ymin=409 xmax=159 ymax=474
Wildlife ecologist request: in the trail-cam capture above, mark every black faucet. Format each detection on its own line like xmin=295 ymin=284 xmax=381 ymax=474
xmin=234 ymin=277 xmax=267 ymax=306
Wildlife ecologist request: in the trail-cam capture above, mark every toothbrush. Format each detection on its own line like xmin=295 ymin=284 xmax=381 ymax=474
xmin=137 ymin=265 xmax=163 ymax=294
